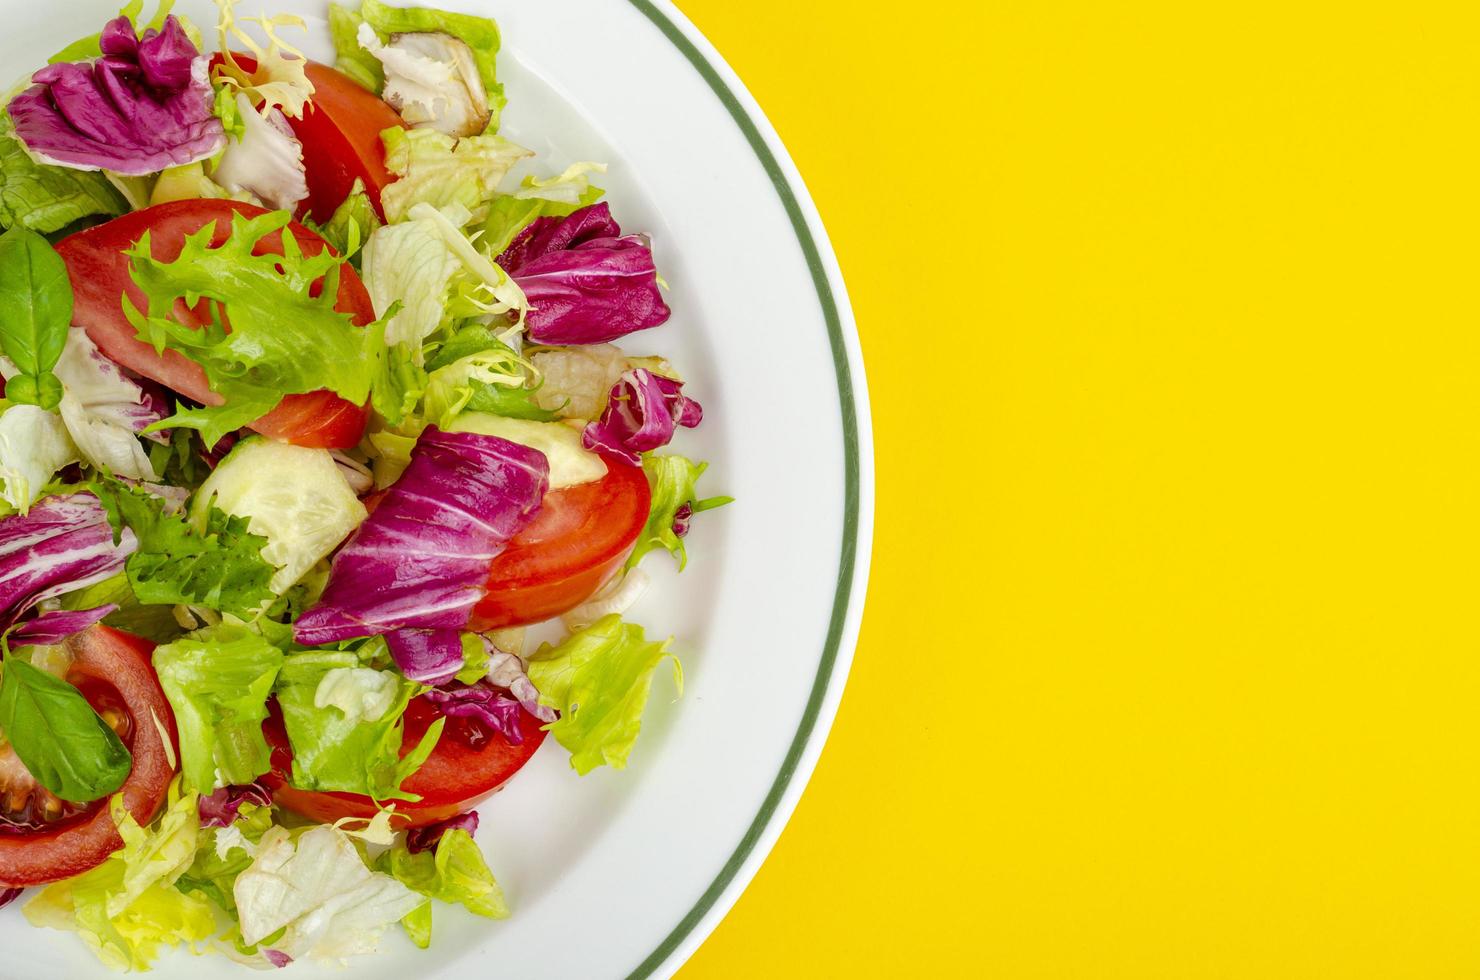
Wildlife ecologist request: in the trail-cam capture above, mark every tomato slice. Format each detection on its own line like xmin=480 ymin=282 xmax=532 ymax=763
xmin=215 ymin=55 xmax=405 ymax=223
xmin=0 ymin=627 xmax=177 ymax=888
xmin=260 ymin=695 xmax=547 ymax=827
xmin=295 ymin=61 xmax=407 ymax=223
xmin=469 ymin=462 xmax=653 ymax=630
xmin=56 ymin=200 xmax=375 ymax=449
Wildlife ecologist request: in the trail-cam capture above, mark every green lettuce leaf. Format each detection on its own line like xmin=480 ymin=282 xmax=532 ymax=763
xmin=307 ymin=177 xmax=380 ymax=263
xmin=328 ymin=3 xmax=384 ymax=92
xmin=25 ymin=785 xmax=214 ymax=971
xmin=378 ymin=126 xmax=529 ymax=224
xmin=0 ymin=116 xmax=126 ymax=234
xmin=152 ymin=626 xmax=284 ymax=794
xmin=626 ymin=455 xmax=734 ymax=572
xmin=92 ymin=478 xmax=277 ymax=619
xmin=358 ymin=0 xmax=506 ymax=130
xmin=122 ymin=209 xmax=384 ymax=448
xmin=526 ymin=615 xmax=681 ymax=775
xmin=275 ymin=650 xmax=444 ymax=800
xmin=378 ymin=828 xmax=507 ymax=948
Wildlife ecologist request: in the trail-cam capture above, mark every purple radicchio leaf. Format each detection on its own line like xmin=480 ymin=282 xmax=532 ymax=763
xmin=0 ymin=493 xmax=135 ymax=634
xmin=0 ymin=887 xmax=21 ymax=910
xmin=582 ymin=369 xmax=703 ymax=466
xmin=385 ymin=628 xmax=464 ymax=686
xmin=8 ymin=605 xmax=117 ymax=648
xmin=672 ymin=502 xmax=695 ymax=538
xmin=497 ymin=203 xmax=671 ymax=345
xmin=9 ymin=16 xmax=225 ymax=176
xmin=198 ymin=783 xmax=273 ymax=829
xmin=485 ymin=640 xmax=557 ymax=723
xmin=263 ymin=950 xmax=293 ymax=969
xmin=406 ymin=810 xmax=479 ymax=854
xmin=423 ymin=681 xmax=526 ymax=745
xmin=294 ymin=428 xmax=549 ymax=645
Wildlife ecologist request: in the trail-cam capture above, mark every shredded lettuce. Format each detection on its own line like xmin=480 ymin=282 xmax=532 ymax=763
xmin=234 ymin=822 xmax=424 ymax=962
xmin=25 ymin=786 xmax=214 ymax=971
xmin=152 ymin=626 xmax=283 ymax=794
xmin=378 ymin=828 xmax=507 ymax=948
xmin=275 ymin=649 xmax=443 ymax=801
xmin=361 ymin=203 xmax=527 ymax=363
xmin=422 ymin=333 xmax=556 ymax=426
xmin=527 ymin=615 xmax=681 ymax=775
xmin=480 ymin=163 xmax=606 ymax=257
xmin=378 ymin=126 xmax=529 ymax=224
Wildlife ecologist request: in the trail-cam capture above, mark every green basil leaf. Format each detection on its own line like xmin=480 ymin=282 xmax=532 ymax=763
xmin=0 ymin=658 xmax=131 ymax=803
xmin=0 ymin=226 xmax=72 ymax=409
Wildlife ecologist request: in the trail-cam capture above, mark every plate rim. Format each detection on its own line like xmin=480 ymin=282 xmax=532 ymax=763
xmin=617 ymin=3 xmax=873 ymax=978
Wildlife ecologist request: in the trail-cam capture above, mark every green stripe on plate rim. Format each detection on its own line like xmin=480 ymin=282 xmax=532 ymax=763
xmin=621 ymin=2 xmax=863 ymax=978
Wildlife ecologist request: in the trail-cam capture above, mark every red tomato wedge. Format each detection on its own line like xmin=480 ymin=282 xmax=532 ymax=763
xmin=296 ymin=61 xmax=407 ymax=223
xmin=260 ymin=695 xmax=547 ymax=827
xmin=469 ymin=462 xmax=653 ymax=630
xmin=214 ymin=55 xmax=406 ymax=223
xmin=55 ymin=200 xmax=375 ymax=449
xmin=0 ymin=627 xmax=177 ymax=888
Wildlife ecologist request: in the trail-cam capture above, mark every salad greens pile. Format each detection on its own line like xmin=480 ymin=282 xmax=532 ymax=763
xmin=0 ymin=0 xmax=730 ymax=969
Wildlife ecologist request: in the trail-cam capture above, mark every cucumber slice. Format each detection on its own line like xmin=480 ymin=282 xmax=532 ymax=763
xmin=194 ymin=438 xmax=368 ymax=595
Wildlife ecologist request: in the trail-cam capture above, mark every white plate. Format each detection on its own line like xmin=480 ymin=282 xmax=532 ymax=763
xmin=0 ymin=1 xmax=872 ymax=976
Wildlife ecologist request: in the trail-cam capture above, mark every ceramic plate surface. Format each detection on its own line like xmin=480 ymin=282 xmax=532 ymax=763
xmin=0 ymin=1 xmax=871 ymax=976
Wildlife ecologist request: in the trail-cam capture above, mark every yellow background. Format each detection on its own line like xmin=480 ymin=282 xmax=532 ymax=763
xmin=675 ymin=1 xmax=1480 ymax=977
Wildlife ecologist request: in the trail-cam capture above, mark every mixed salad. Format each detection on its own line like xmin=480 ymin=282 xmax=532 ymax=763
xmin=0 ymin=0 xmax=728 ymax=969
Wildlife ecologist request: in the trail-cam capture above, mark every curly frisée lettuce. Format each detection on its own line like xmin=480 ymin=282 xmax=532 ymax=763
xmin=122 ymin=208 xmax=384 ymax=448
xmin=92 ymin=477 xmax=277 ymax=620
